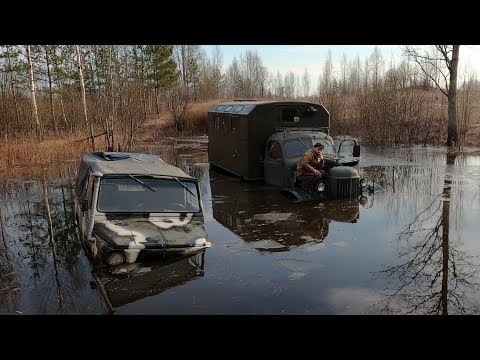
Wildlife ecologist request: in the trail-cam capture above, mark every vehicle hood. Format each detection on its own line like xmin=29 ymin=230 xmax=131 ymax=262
xmin=93 ymin=213 xmax=207 ymax=248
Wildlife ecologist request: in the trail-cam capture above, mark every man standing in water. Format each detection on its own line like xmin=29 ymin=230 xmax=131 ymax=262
xmin=295 ymin=142 xmax=326 ymax=189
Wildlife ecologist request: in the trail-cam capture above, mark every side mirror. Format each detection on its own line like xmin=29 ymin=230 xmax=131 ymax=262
xmin=81 ymin=199 xmax=89 ymax=211
xmin=353 ymin=144 xmax=361 ymax=157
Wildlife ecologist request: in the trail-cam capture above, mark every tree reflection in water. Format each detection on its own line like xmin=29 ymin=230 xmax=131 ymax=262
xmin=372 ymin=152 xmax=480 ymax=315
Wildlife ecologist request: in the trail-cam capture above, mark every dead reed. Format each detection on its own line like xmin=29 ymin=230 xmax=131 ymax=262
xmin=0 ymin=132 xmax=92 ymax=178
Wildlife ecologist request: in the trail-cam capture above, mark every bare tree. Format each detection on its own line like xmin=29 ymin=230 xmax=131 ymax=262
xmin=284 ymin=71 xmax=295 ymax=99
xmin=274 ymin=70 xmax=284 ymax=98
xmin=403 ymin=45 xmax=460 ymax=147
xmin=26 ymin=45 xmax=40 ymax=136
xmin=75 ymin=45 xmax=95 ymax=150
xmin=225 ymin=57 xmax=244 ymax=99
xmin=237 ymin=50 xmax=268 ymax=98
xmin=166 ymin=86 xmax=191 ymax=132
xmin=340 ymin=53 xmax=348 ymax=94
xmin=319 ymin=50 xmax=332 ymax=98
xmin=174 ymin=45 xmax=202 ymax=100
xmin=302 ymin=68 xmax=310 ymax=98
xmin=199 ymin=46 xmax=224 ymax=100
xmin=44 ymin=46 xmax=57 ymax=133
xmin=457 ymin=64 xmax=478 ymax=145
xmin=369 ymin=46 xmax=384 ymax=89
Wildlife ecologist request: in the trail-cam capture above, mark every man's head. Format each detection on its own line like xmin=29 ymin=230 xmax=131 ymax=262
xmin=313 ymin=142 xmax=324 ymax=156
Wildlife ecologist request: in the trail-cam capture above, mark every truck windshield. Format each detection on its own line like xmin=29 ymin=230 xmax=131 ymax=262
xmin=283 ymin=139 xmax=334 ymax=158
xmin=97 ymin=177 xmax=200 ymax=213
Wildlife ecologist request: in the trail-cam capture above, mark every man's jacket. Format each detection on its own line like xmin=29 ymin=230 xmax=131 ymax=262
xmin=295 ymin=149 xmax=324 ymax=177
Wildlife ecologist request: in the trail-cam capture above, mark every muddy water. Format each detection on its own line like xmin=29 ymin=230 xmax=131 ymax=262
xmin=1 ymin=141 xmax=480 ymax=315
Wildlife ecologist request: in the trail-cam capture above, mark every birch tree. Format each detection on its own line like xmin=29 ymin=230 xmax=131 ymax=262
xmin=43 ymin=45 xmax=57 ymax=133
xmin=2 ymin=45 xmax=22 ymax=134
xmin=76 ymin=45 xmax=95 ymax=150
xmin=26 ymin=45 xmax=40 ymax=135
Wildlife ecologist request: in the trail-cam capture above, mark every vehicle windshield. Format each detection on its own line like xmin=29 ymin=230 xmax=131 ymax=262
xmin=283 ymin=139 xmax=335 ymax=159
xmin=97 ymin=177 xmax=200 ymax=213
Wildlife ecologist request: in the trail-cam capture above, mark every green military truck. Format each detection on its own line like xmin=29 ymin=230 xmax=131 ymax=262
xmin=207 ymin=100 xmax=368 ymax=202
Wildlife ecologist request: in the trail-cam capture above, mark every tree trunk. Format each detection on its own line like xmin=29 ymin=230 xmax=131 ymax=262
xmin=108 ymin=46 xmax=115 ymax=150
xmin=45 ymin=46 xmax=57 ymax=133
xmin=76 ymin=45 xmax=95 ymax=150
xmin=154 ymin=86 xmax=160 ymax=116
xmin=60 ymin=96 xmax=69 ymax=130
xmin=446 ymin=45 xmax=459 ymax=147
xmin=27 ymin=45 xmax=41 ymax=136
xmin=6 ymin=46 xmax=20 ymax=131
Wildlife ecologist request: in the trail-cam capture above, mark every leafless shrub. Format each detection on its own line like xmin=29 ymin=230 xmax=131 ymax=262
xmin=165 ymin=86 xmax=191 ymax=132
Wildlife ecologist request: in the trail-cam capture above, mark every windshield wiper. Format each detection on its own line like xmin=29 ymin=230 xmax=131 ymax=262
xmin=127 ymin=174 xmax=156 ymax=192
xmin=298 ymin=138 xmax=309 ymax=149
xmin=171 ymin=176 xmax=196 ymax=197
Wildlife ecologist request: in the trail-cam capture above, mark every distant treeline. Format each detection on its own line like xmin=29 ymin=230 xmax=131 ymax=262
xmin=0 ymin=45 xmax=479 ymax=147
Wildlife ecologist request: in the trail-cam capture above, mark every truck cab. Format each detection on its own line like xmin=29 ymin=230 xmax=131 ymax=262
xmin=263 ymin=130 xmax=365 ymax=202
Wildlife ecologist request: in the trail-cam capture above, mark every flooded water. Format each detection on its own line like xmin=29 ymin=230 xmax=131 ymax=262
xmin=1 ymin=140 xmax=480 ymax=315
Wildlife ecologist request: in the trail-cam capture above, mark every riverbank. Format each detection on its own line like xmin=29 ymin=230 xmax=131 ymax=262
xmin=1 ymin=98 xmax=479 ymax=180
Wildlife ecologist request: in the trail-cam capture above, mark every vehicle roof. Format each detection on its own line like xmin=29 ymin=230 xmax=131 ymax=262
xmin=79 ymin=152 xmax=193 ymax=178
xmin=208 ymin=100 xmax=326 ymax=116
xmin=75 ymin=152 xmax=194 ymax=196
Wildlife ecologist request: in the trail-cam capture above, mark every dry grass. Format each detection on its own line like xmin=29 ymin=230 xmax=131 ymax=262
xmin=0 ymin=101 xmax=217 ymax=178
xmin=138 ymin=100 xmax=217 ymax=142
xmin=0 ymin=132 xmax=92 ymax=178
xmin=464 ymin=91 xmax=480 ymax=146
xmin=186 ymin=100 xmax=217 ymax=134
xmin=1 ymin=94 xmax=479 ymax=178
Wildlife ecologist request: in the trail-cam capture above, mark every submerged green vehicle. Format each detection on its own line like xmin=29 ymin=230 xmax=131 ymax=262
xmin=207 ymin=100 xmax=368 ymax=202
xmin=74 ymin=152 xmax=211 ymax=267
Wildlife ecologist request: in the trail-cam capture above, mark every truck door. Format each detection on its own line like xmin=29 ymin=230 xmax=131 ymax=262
xmin=264 ymin=140 xmax=286 ymax=187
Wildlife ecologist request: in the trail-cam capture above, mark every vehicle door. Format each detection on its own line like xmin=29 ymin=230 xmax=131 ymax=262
xmin=79 ymin=173 xmax=95 ymax=237
xmin=264 ymin=140 xmax=286 ymax=187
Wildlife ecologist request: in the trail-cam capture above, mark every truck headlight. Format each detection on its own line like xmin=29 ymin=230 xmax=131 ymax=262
xmin=316 ymin=181 xmax=326 ymax=192
xmin=360 ymin=178 xmax=368 ymax=187
xmin=359 ymin=196 xmax=368 ymax=207
xmin=106 ymin=252 xmax=125 ymax=266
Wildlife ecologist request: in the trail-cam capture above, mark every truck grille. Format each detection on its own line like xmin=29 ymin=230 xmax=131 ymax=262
xmin=334 ymin=178 xmax=360 ymax=198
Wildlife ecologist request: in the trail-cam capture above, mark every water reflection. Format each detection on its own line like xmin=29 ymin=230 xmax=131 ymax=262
xmin=0 ymin=171 xmax=104 ymax=314
xmin=1 ymin=144 xmax=480 ymax=315
xmin=210 ymin=170 xmax=360 ymax=252
xmin=136 ymin=136 xmax=208 ymax=173
xmin=93 ymin=251 xmax=206 ymax=313
xmin=370 ymin=151 xmax=480 ymax=314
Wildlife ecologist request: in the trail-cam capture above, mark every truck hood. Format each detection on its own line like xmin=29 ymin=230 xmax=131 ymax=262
xmin=93 ymin=213 xmax=208 ymax=249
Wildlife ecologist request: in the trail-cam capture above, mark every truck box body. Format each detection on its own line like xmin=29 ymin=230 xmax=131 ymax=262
xmin=207 ymin=101 xmax=330 ymax=180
